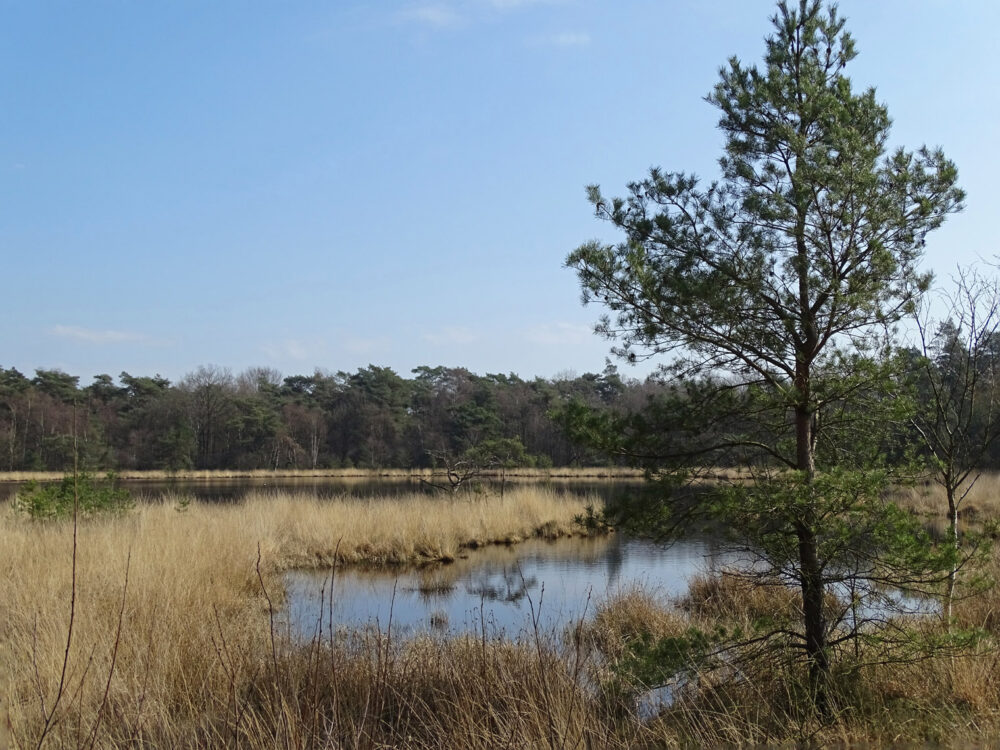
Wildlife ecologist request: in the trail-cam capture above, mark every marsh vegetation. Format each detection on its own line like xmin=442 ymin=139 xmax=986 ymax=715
xmin=3 ymin=479 xmax=1000 ymax=748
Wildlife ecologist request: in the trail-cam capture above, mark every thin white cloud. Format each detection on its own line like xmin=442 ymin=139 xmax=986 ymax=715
xmin=397 ymin=4 xmax=463 ymax=28
xmin=344 ymin=336 xmax=392 ymax=355
xmin=523 ymin=322 xmax=592 ymax=346
xmin=262 ymin=338 xmax=321 ymax=362
xmin=488 ymin=0 xmax=564 ymax=9
xmin=397 ymin=0 xmax=569 ymax=31
xmin=50 ymin=325 xmax=151 ymax=345
xmin=422 ymin=326 xmax=479 ymax=346
xmin=285 ymin=340 xmax=310 ymax=360
xmin=541 ymin=30 xmax=590 ymax=47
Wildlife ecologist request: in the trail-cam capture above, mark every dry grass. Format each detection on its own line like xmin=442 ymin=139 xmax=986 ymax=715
xmin=641 ymin=643 xmax=1000 ymax=748
xmin=574 ymin=573 xmax=1000 ymax=748
xmin=892 ymin=471 xmax=1000 ymax=521
xmin=241 ymin=631 xmax=624 ymax=750
xmin=577 ymin=586 xmax=689 ymax=662
xmin=951 ymin=548 xmax=1000 ymax=636
xmin=680 ymin=571 xmax=803 ymax=623
xmin=247 ymin=487 xmax=595 ymax=567
xmin=1 ymin=501 xmax=268 ymax=745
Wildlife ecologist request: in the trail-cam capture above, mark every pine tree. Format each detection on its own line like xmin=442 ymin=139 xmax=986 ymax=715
xmin=567 ymin=0 xmax=964 ymax=710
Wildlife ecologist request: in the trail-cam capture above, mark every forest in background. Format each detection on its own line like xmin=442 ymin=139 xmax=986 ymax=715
xmin=4 ymin=321 xmax=998 ymax=477
xmin=0 ymin=362 xmax=650 ymax=472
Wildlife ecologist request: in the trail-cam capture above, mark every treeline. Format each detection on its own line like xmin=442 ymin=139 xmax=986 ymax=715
xmin=0 ymin=363 xmax=656 ymax=472
xmin=4 ymin=328 xmax=995 ymax=475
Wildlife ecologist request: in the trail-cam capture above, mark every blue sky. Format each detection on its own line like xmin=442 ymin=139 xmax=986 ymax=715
xmin=2 ymin=1 xmax=997 ymax=385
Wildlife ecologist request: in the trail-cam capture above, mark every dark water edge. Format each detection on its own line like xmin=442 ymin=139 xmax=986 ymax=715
xmin=0 ymin=476 xmax=645 ymax=504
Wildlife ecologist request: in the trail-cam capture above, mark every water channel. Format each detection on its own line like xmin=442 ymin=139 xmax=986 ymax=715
xmin=284 ymin=533 xmax=733 ymax=641
xmin=0 ymin=475 xmax=641 ymax=504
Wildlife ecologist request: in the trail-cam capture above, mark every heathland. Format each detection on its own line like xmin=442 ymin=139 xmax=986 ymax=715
xmin=5 ymin=477 xmax=1000 ymax=748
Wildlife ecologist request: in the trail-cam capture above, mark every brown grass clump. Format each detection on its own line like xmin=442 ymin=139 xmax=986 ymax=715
xmin=252 ymin=632 xmax=614 ymax=750
xmin=950 ymin=549 xmax=1000 ymax=635
xmin=679 ymin=571 xmax=803 ymax=625
xmin=248 ymin=486 xmax=595 ymax=567
xmin=892 ymin=471 xmax=1000 ymax=522
xmin=574 ymin=579 xmax=1000 ymax=748
xmin=76 ymin=627 xmax=629 ymax=749
xmin=577 ymin=586 xmax=689 ymax=662
xmin=639 ymin=619 xmax=1000 ymax=748
xmin=0 ymin=502 xmax=272 ymax=745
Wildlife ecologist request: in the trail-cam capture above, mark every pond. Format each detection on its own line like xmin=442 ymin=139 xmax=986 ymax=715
xmin=283 ymin=533 xmax=734 ymax=641
xmin=282 ymin=529 xmax=939 ymax=645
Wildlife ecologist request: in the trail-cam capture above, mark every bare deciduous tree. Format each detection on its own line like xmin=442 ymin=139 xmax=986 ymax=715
xmin=911 ymin=264 xmax=1000 ymax=618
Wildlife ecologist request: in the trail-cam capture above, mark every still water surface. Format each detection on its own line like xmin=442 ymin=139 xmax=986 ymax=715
xmin=284 ymin=533 xmax=733 ymax=640
xmin=0 ymin=476 xmax=642 ymax=503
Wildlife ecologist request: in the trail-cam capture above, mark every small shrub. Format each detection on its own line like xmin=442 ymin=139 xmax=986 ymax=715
xmin=174 ymin=495 xmax=193 ymax=513
xmin=534 ymin=453 xmax=554 ymax=469
xmin=13 ymin=472 xmax=134 ymax=519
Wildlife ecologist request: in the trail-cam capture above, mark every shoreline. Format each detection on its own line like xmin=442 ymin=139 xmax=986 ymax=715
xmin=0 ymin=466 xmax=647 ymax=483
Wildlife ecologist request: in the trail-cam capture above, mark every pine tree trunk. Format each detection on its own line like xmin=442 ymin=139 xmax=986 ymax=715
xmin=795 ymin=401 xmax=829 ymax=714
xmin=797 ymin=519 xmax=829 ymax=713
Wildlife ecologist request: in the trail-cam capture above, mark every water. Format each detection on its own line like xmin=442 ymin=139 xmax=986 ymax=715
xmin=0 ymin=476 xmax=432 ymax=503
xmin=282 ymin=531 xmax=939 ymax=643
xmin=0 ymin=476 xmax=641 ymax=504
xmin=284 ymin=533 xmax=732 ymax=641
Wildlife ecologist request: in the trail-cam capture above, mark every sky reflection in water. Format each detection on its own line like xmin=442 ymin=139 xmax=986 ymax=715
xmin=284 ymin=534 xmax=731 ymax=639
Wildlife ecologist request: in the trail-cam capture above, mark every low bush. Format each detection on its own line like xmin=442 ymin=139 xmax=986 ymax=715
xmin=12 ymin=471 xmax=134 ymax=519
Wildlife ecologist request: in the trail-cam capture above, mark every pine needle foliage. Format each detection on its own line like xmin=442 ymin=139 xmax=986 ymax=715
xmin=565 ymin=0 xmax=968 ymax=712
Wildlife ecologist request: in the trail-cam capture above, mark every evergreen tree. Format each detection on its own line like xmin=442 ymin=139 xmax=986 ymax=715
xmin=566 ymin=0 xmax=964 ymax=709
